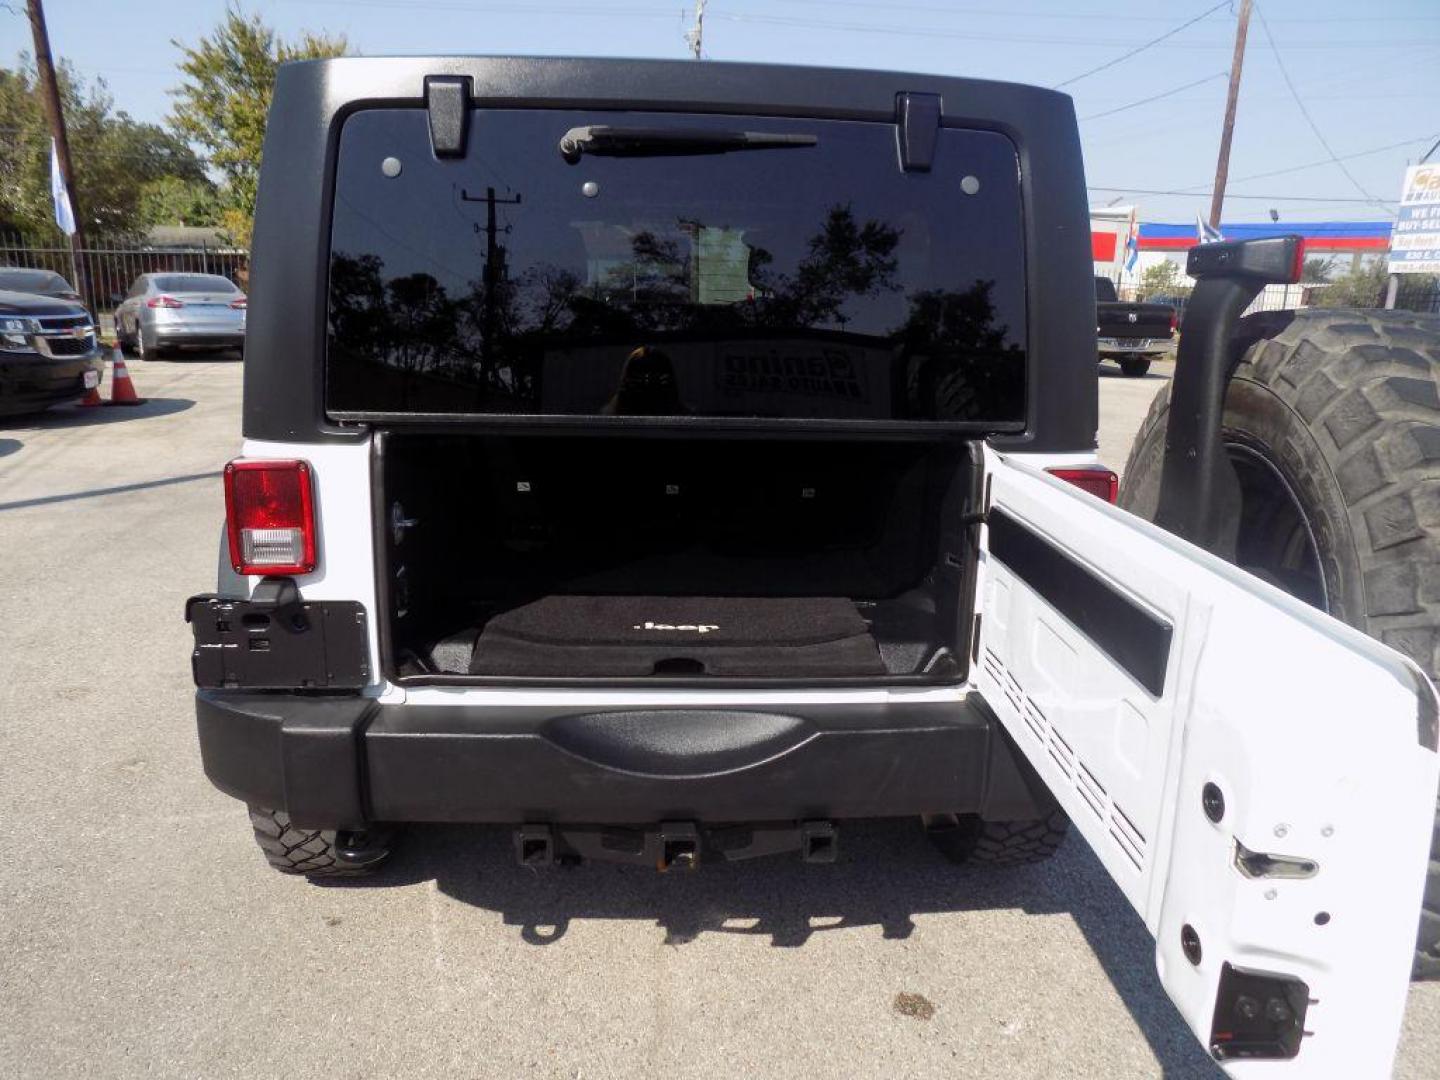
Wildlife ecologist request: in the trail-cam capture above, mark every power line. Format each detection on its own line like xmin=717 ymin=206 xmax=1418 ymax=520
xmin=749 ymin=0 xmax=1440 ymax=23
xmin=1253 ymin=3 xmax=1393 ymax=215
xmin=1165 ymin=133 xmax=1440 ymax=193
xmin=1078 ymin=71 xmax=1226 ymax=121
xmin=1087 ymin=186 xmax=1394 ymax=206
xmin=1052 ymin=1 xmax=1230 ymax=88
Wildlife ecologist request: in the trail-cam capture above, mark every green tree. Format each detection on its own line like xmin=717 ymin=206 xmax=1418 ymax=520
xmin=1301 ymin=255 xmax=1337 ymax=283
xmin=1314 ymin=259 xmax=1388 ymax=309
xmin=170 ymin=6 xmax=348 ymax=246
xmin=0 ymin=58 xmax=209 ymax=240
xmin=1138 ymin=259 xmax=1180 ymax=296
xmin=137 ymin=174 xmax=222 ymax=228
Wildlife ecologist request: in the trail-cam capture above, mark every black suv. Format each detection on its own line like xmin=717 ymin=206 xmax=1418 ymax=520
xmin=0 ymin=289 xmax=102 ymax=416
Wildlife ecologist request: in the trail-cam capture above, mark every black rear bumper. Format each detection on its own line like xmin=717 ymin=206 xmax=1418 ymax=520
xmin=196 ymin=691 xmax=1054 ymax=829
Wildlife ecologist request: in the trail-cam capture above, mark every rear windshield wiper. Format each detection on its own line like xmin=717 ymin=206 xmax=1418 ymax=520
xmin=559 ymin=126 xmax=817 ymax=164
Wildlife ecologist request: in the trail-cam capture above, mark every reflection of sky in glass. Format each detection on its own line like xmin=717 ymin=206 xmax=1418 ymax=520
xmin=330 ymin=108 xmax=1027 ymax=344
xmin=327 ymin=108 xmax=1029 ymax=421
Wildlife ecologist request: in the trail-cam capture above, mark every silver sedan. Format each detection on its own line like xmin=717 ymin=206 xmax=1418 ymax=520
xmin=115 ymin=272 xmax=246 ymax=359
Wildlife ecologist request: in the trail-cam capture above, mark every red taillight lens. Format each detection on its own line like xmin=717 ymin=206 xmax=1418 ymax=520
xmin=1170 ymin=310 xmax=1179 ymax=335
xmin=224 ymin=459 xmax=317 ymax=575
xmin=147 ymin=295 xmax=184 ymax=308
xmin=1047 ymin=466 xmax=1118 ymax=503
xmin=1289 ymin=237 xmax=1306 ymax=284
xmin=229 ymin=297 xmax=247 ymax=309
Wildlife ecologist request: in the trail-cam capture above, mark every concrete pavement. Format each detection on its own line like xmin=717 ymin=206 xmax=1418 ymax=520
xmin=0 ymin=354 xmax=1434 ymax=1079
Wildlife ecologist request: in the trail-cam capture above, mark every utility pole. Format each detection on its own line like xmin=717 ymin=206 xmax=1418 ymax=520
xmin=1208 ymin=0 xmax=1251 ymax=230
xmin=462 ymin=186 xmax=523 ymax=379
xmin=684 ymin=0 xmax=706 ymax=60
xmin=25 ymin=0 xmax=84 ymax=286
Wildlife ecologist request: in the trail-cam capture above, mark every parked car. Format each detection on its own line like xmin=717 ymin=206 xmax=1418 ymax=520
xmin=0 ymin=267 xmax=83 ymax=303
xmin=0 ymin=288 xmax=103 ymax=416
xmin=114 ymin=272 xmax=246 ymax=359
xmin=1095 ymin=275 xmax=1175 ymax=377
xmin=186 ymin=57 xmax=1439 ymax=1074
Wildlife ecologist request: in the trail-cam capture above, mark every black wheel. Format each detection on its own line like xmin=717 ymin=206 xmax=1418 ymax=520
xmin=135 ymin=325 xmax=152 ymax=360
xmin=117 ymin=318 xmax=135 ymax=356
xmin=1119 ymin=307 xmax=1440 ymax=980
xmin=247 ymin=806 xmax=397 ymax=878
xmin=1119 ymin=356 xmax=1151 ymax=378
xmin=927 ymin=811 xmax=1069 ymax=867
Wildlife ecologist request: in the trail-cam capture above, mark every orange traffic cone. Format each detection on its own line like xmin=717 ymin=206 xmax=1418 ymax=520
xmin=106 ymin=345 xmax=146 ymax=406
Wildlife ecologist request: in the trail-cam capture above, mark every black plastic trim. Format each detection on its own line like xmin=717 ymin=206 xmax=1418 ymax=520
xmin=243 ymin=56 xmax=1096 ymax=452
xmin=195 ymin=690 xmax=1051 ymax=828
xmin=988 ymin=508 xmax=1172 ymax=696
xmin=424 ymin=75 xmax=471 ymax=156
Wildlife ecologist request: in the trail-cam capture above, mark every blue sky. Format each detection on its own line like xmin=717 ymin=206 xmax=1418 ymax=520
xmin=5 ymin=0 xmax=1439 ymax=223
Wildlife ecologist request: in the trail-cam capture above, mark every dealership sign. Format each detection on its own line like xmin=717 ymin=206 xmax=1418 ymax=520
xmin=1390 ymin=164 xmax=1440 ymax=274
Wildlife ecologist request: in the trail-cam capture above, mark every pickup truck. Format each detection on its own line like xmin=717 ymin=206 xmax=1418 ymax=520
xmin=1095 ymin=275 xmax=1175 ymax=377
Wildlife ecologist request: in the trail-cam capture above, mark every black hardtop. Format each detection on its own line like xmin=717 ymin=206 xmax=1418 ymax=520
xmin=244 ymin=56 xmax=1097 ymax=452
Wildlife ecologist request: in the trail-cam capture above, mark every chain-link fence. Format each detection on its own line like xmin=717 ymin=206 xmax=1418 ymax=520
xmin=0 ymin=240 xmax=250 ymax=333
xmin=1101 ymin=271 xmax=1439 ymax=320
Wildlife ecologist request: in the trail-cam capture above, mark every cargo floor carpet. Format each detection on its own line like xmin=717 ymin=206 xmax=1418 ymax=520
xmin=468 ymin=595 xmax=886 ymax=677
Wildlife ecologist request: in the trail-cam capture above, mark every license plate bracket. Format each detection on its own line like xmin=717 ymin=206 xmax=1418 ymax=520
xmin=186 ymin=592 xmax=369 ymax=689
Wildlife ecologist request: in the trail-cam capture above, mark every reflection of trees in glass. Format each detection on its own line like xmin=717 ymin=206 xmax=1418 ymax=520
xmin=897 ymin=280 xmax=1024 ymax=421
xmin=754 ymin=205 xmax=900 ymax=329
xmin=328 ymin=204 xmax=1022 ymax=420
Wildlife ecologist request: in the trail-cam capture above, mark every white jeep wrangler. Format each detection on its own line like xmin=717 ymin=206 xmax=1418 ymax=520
xmin=187 ymin=57 xmax=1440 ymax=1075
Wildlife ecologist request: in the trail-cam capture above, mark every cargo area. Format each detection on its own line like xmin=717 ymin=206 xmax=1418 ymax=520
xmin=378 ymin=434 xmax=980 ymax=683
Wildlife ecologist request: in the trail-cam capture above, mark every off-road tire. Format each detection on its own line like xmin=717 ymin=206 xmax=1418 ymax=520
xmin=1118 ymin=307 xmax=1440 ymax=980
xmin=247 ymin=806 xmax=390 ymax=878
xmin=1120 ymin=356 xmax=1151 ymax=378
xmin=928 ymin=811 xmax=1069 ymax=867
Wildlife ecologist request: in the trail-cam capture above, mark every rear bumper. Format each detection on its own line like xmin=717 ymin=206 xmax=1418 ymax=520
xmin=1097 ymin=337 xmax=1169 ymax=355
xmin=196 ymin=690 xmax=1055 ymax=829
xmin=155 ymin=331 xmax=245 ymax=349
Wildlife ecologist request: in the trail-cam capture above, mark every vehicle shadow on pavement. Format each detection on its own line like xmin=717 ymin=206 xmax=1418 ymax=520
xmin=0 ymin=398 xmax=196 ymax=431
xmin=1098 ymin=366 xmax=1170 ymax=381
xmin=334 ymin=820 xmax=1218 ymax=1077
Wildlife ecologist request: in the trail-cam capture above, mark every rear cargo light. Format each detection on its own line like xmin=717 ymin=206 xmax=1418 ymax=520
xmin=229 ymin=297 xmax=247 ymax=309
xmin=1047 ymin=466 xmax=1118 ymax=503
xmin=224 ymin=459 xmax=317 ymax=575
xmin=147 ymin=295 xmax=184 ymax=308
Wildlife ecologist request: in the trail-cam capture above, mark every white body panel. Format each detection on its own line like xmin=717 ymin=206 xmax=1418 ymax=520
xmin=979 ymin=450 xmax=1438 ymax=1077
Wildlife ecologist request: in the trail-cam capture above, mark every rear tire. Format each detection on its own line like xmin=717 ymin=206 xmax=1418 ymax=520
xmin=1119 ymin=356 xmax=1152 ymax=378
xmin=247 ymin=806 xmax=396 ymax=878
xmin=927 ymin=811 xmax=1069 ymax=867
xmin=1118 ymin=307 xmax=1440 ymax=980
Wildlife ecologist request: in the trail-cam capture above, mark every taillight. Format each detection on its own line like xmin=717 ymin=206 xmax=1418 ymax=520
xmin=224 ymin=459 xmax=317 ymax=575
xmin=1047 ymin=466 xmax=1118 ymax=503
xmin=1170 ymin=310 xmax=1178 ymax=335
xmin=229 ymin=297 xmax=247 ymax=309
xmin=147 ymin=295 xmax=184 ymax=308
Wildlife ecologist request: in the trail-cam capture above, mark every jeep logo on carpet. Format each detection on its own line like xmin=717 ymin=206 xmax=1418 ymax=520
xmin=633 ymin=621 xmax=720 ymax=634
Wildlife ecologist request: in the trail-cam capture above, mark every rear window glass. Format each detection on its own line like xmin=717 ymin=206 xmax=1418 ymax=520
xmin=154 ymin=274 xmax=238 ymax=293
xmin=326 ymin=108 xmax=1027 ymax=425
